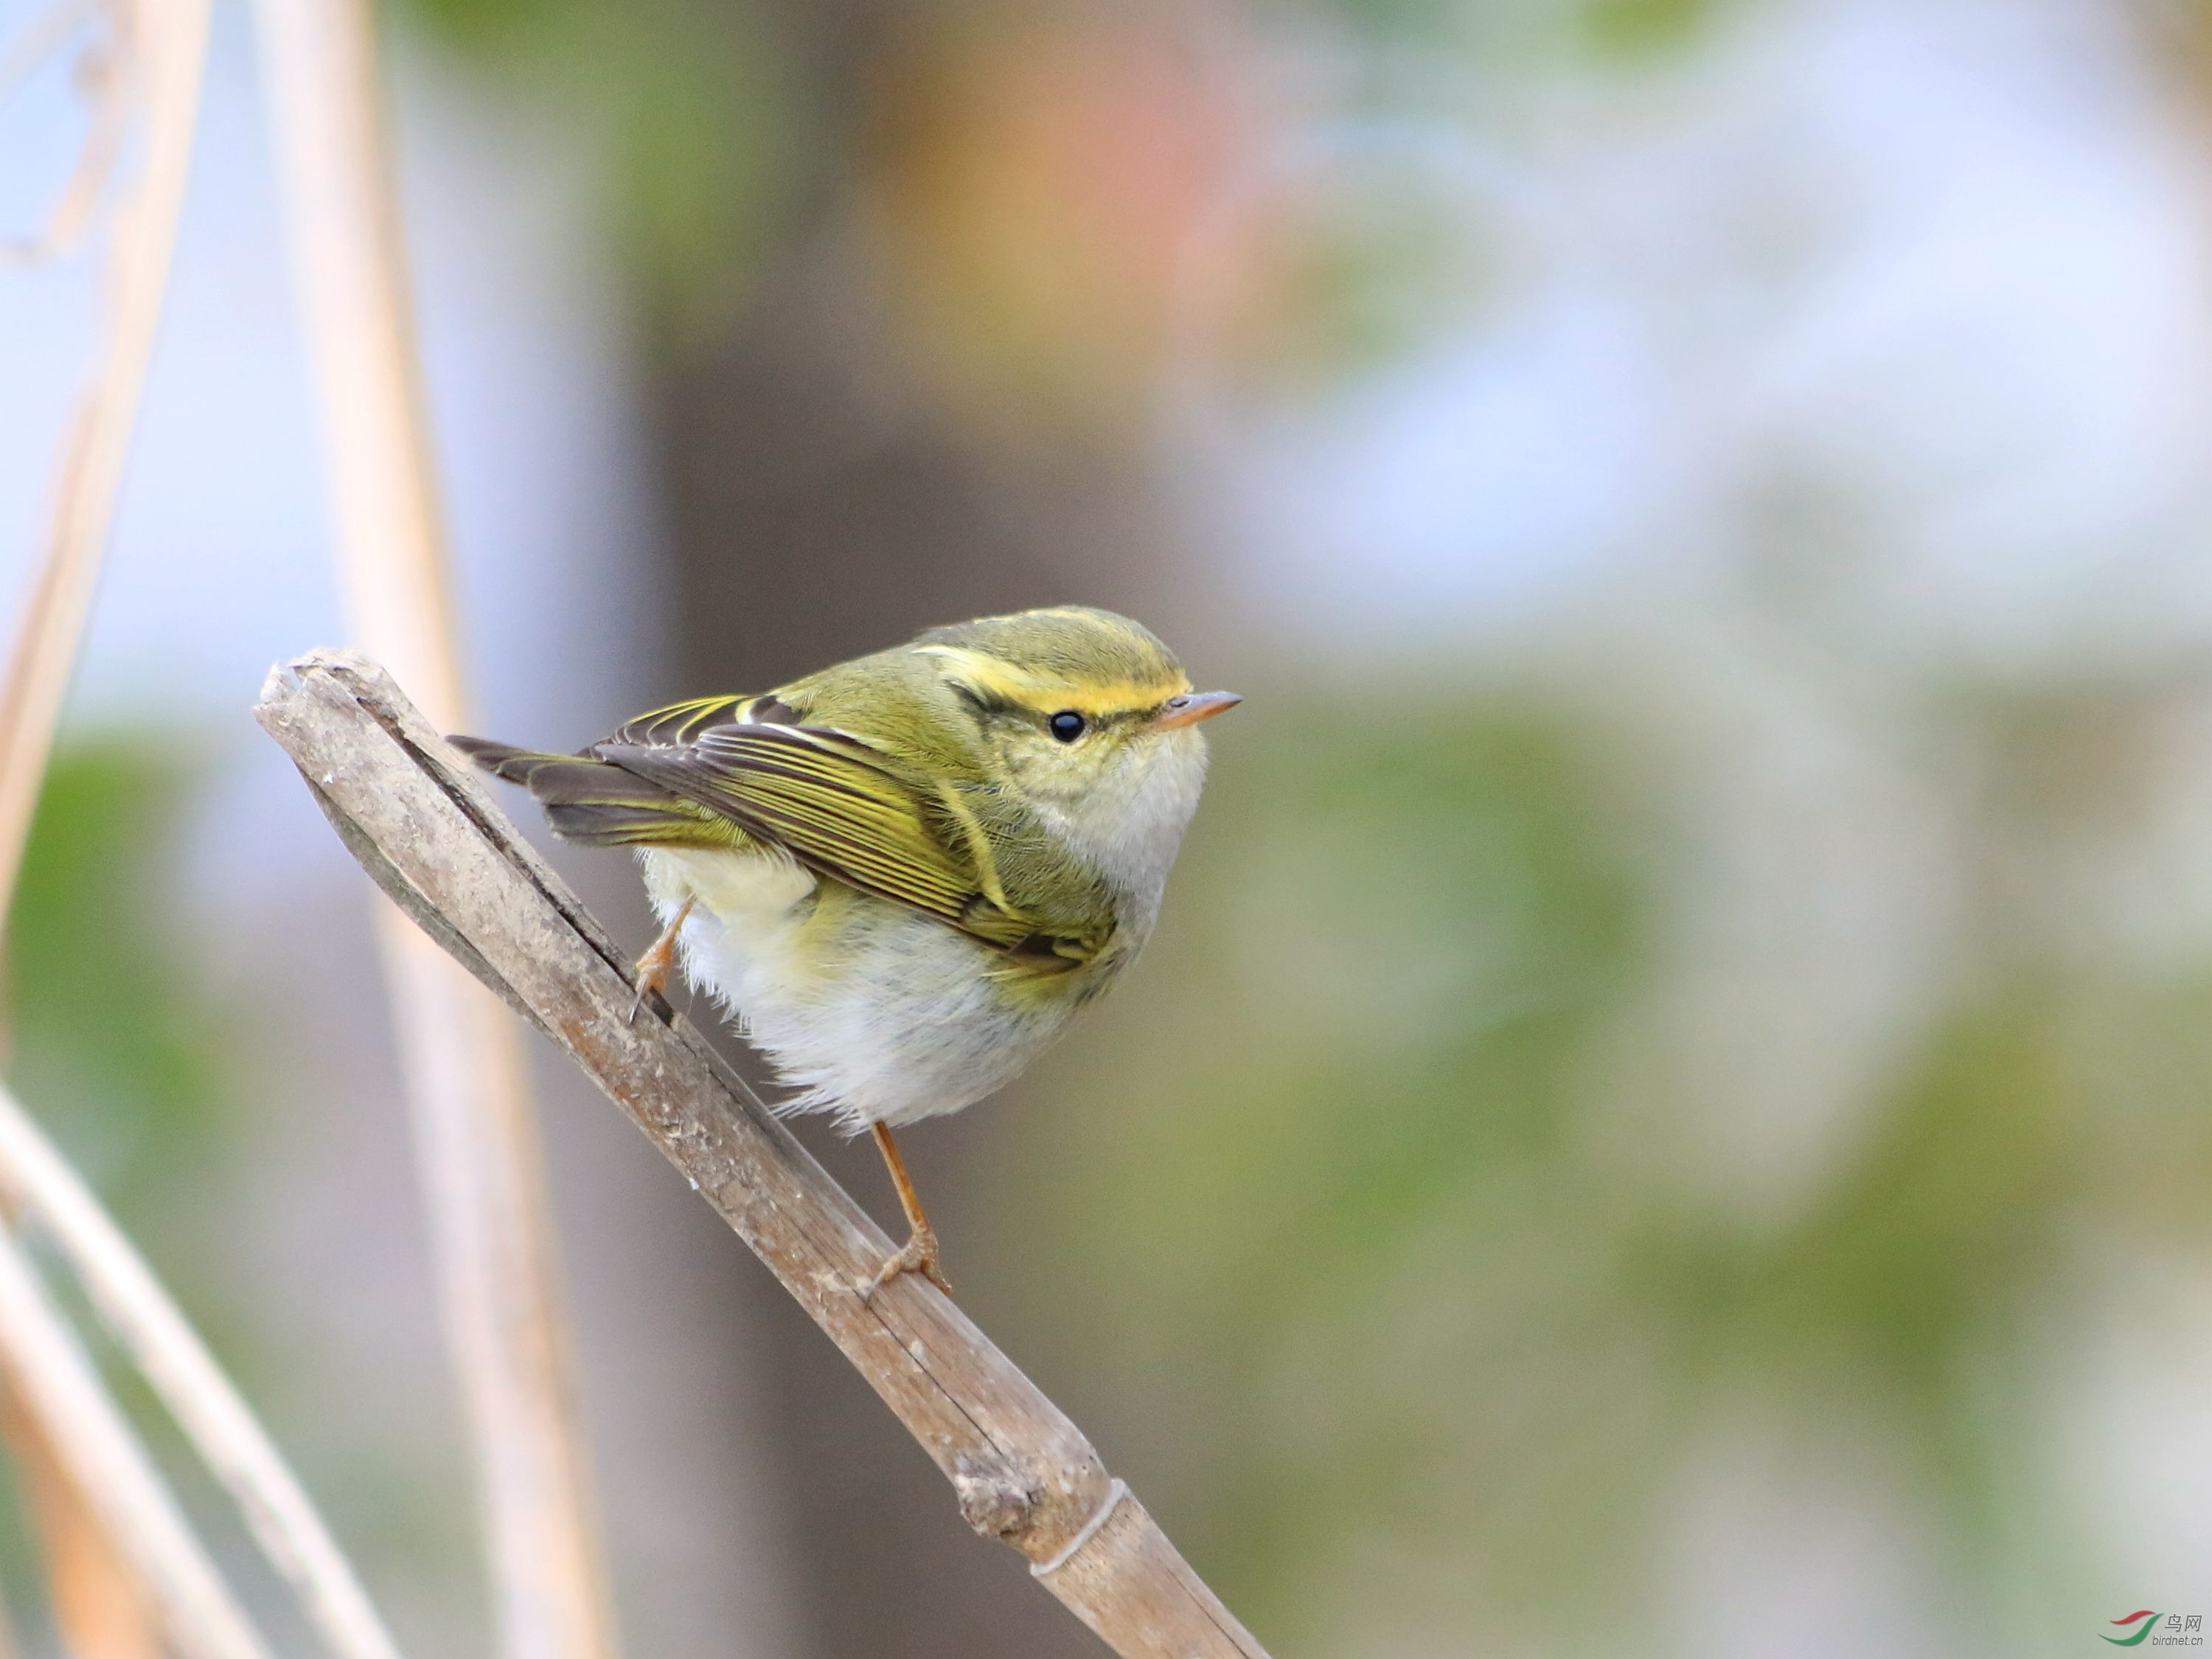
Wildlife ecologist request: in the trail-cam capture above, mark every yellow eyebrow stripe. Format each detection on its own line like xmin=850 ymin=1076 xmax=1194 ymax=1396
xmin=914 ymin=644 xmax=1187 ymax=715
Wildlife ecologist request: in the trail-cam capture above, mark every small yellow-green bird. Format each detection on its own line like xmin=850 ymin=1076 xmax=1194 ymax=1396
xmin=452 ymin=607 xmax=1238 ymax=1295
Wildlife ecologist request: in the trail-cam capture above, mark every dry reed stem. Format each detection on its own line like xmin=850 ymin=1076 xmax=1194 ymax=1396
xmin=0 ymin=0 xmax=210 ymax=925
xmin=0 ymin=1221 xmax=273 ymax=1659
xmin=0 ymin=1084 xmax=407 ymax=1659
xmin=251 ymin=2 xmax=619 ymax=1655
xmin=0 ymin=0 xmax=129 ymax=267
xmin=1 ymin=1375 xmax=159 ymax=1658
xmin=0 ymin=0 xmax=232 ymax=1641
xmin=257 ymin=650 xmax=1274 ymax=1659
xmin=1 ymin=4 xmax=422 ymax=1653
xmin=0 ymin=0 xmax=97 ymax=102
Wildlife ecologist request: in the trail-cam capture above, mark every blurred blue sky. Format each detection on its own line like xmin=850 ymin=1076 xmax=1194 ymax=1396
xmin=1190 ymin=1 xmax=2212 ymax=666
xmin=2 ymin=4 xmax=658 ymax=741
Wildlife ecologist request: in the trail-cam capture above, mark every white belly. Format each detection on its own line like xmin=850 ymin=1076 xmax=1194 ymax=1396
xmin=638 ymin=846 xmax=1080 ymax=1131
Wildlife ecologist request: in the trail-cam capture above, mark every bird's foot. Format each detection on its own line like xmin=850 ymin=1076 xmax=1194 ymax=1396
xmin=628 ymin=946 xmax=671 ymax=1021
xmin=862 ymin=1223 xmax=953 ymax=1301
xmin=630 ymin=899 xmax=693 ymax=1021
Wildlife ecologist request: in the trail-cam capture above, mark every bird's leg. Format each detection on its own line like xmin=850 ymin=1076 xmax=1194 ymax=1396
xmin=630 ymin=896 xmax=695 ymax=1019
xmin=863 ymin=1122 xmax=953 ymax=1298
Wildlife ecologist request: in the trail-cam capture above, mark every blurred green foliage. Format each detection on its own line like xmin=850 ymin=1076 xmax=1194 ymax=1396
xmin=1578 ymin=0 xmax=1714 ymax=56
xmin=394 ymin=0 xmax=803 ymax=333
xmin=1003 ymin=692 xmax=1663 ymax=1641
xmin=1251 ymin=183 xmax=1506 ymax=397
xmin=0 ymin=740 xmax=248 ymax=1643
xmin=995 ymin=681 xmax=2212 ymax=1656
xmin=387 ymin=0 xmax=1727 ymax=355
xmin=5 ymin=740 xmax=232 ymax=1228
xmin=1310 ymin=0 xmax=1717 ymax=58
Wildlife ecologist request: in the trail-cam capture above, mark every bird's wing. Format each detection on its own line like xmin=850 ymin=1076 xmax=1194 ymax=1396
xmin=608 ymin=695 xmax=779 ymax=748
xmin=594 ymin=706 xmax=1107 ymax=966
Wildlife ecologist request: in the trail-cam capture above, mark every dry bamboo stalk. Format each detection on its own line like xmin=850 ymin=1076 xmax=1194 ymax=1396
xmin=1 ymin=0 xmax=133 ymax=269
xmin=1 ymin=1374 xmax=161 ymax=1659
xmin=256 ymin=650 xmax=1274 ymax=1659
xmin=0 ymin=0 xmax=230 ymax=1640
xmin=0 ymin=0 xmax=98 ymax=103
xmin=0 ymin=0 xmax=212 ymax=926
xmin=0 ymin=1220 xmax=274 ymax=1659
xmin=2 ymin=6 xmax=420 ymax=1654
xmin=249 ymin=3 xmax=619 ymax=1655
xmin=0 ymin=1084 xmax=407 ymax=1659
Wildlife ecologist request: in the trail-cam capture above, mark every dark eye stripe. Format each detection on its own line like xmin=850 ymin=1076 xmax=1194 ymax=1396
xmin=949 ymin=681 xmax=1023 ymax=724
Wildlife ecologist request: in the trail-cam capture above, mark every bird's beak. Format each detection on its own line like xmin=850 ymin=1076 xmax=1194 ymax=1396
xmin=1151 ymin=690 xmax=1242 ymax=730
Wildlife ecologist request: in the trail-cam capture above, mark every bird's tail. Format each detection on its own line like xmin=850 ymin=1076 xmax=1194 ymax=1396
xmin=448 ymin=736 xmax=731 ymax=849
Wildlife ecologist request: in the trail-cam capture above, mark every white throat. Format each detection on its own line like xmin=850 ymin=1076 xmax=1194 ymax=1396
xmin=1035 ymin=731 xmax=1211 ymax=932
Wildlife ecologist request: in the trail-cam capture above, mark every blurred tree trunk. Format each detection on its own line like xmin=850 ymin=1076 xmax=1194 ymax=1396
xmin=647 ymin=35 xmax=1175 ymax=1655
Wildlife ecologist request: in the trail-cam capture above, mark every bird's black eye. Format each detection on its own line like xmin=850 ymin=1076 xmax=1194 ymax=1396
xmin=1049 ymin=711 xmax=1086 ymax=742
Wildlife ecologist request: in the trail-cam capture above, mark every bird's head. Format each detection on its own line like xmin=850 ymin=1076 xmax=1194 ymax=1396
xmin=913 ymin=606 xmax=1239 ymax=892
xmin=915 ymin=606 xmax=1238 ymax=793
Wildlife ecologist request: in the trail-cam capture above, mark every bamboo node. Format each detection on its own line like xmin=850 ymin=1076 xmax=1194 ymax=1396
xmin=1032 ymin=1478 xmax=1129 ymax=1577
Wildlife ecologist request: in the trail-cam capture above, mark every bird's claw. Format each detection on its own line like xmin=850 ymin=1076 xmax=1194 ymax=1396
xmin=627 ymin=960 xmax=666 ymax=1023
xmin=629 ymin=898 xmax=693 ymax=1023
xmin=860 ymin=1225 xmax=953 ymax=1302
